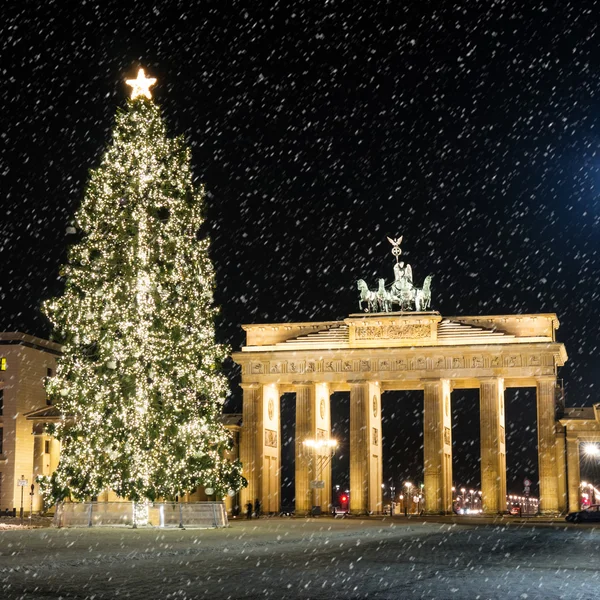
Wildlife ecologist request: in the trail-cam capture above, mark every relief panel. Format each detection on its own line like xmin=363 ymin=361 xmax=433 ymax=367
xmin=354 ymin=323 xmax=431 ymax=340
xmin=378 ymin=359 xmax=391 ymax=371
xmin=505 ymin=355 xmax=522 ymax=368
xmin=265 ymin=429 xmax=278 ymax=448
xmin=434 ymin=356 xmax=446 ymax=370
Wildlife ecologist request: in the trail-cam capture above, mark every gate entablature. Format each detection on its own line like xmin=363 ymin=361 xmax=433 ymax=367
xmin=233 ymin=313 xmax=567 ymax=389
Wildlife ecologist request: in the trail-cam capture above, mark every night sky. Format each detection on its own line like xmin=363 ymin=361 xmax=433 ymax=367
xmin=2 ymin=2 xmax=599 ymax=499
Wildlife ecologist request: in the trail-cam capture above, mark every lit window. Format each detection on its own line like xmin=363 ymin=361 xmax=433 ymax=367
xmin=0 ymin=358 xmax=6 ymax=371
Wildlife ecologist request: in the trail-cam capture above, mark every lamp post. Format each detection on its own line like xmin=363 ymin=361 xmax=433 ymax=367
xmin=303 ymin=438 xmax=337 ymax=516
xmin=404 ymin=481 xmax=413 ymax=516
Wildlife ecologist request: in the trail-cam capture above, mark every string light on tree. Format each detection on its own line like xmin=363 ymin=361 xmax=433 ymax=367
xmin=39 ymin=68 xmax=245 ymax=506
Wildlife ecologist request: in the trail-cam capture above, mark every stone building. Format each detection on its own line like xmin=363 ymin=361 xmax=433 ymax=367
xmin=0 ymin=332 xmax=61 ymax=513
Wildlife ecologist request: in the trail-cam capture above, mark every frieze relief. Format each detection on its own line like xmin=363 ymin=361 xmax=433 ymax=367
xmin=490 ymin=356 xmax=502 ymax=368
xmin=251 ymin=362 xmax=264 ymax=374
xmin=243 ymin=351 xmax=556 ymax=379
xmin=444 ymin=427 xmax=451 ymax=446
xmin=354 ymin=323 xmax=431 ymax=341
xmin=471 ymin=356 xmax=484 ymax=368
xmin=414 ymin=357 xmax=426 ymax=370
xmin=505 ymin=355 xmax=522 ymax=368
xmin=288 ymin=360 xmax=305 ymax=374
xmin=324 ymin=360 xmax=340 ymax=372
xmin=265 ymin=429 xmax=278 ymax=448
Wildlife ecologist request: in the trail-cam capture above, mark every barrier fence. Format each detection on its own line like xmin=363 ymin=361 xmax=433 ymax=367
xmin=53 ymin=501 xmax=228 ymax=529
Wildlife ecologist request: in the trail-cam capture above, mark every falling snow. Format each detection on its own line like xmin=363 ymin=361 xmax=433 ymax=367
xmin=1 ymin=3 xmax=599 ymax=598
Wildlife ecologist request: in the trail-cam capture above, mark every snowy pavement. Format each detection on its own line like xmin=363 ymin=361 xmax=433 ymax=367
xmin=1 ymin=517 xmax=599 ymax=599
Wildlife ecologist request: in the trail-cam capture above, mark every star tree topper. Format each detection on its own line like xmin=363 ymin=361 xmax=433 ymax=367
xmin=126 ymin=68 xmax=157 ymax=99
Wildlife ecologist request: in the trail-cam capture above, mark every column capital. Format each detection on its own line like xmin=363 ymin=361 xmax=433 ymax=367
xmin=240 ymin=382 xmax=261 ymax=390
xmin=349 ymin=380 xmax=368 ymax=387
xmin=536 ymin=376 xmax=556 ymax=385
xmin=291 ymin=381 xmax=314 ymax=388
xmin=478 ymin=376 xmax=504 ymax=384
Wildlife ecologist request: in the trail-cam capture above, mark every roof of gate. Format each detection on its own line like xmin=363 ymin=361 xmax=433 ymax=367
xmin=239 ymin=312 xmax=561 ymax=352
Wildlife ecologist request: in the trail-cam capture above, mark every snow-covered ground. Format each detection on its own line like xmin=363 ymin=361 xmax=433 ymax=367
xmin=1 ymin=517 xmax=598 ymax=599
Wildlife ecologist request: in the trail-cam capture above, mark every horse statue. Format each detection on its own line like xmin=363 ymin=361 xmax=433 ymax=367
xmin=356 ymin=237 xmax=434 ymax=312
xmin=377 ymin=278 xmax=392 ymax=312
xmin=415 ymin=275 xmax=433 ymax=311
xmin=357 ymin=279 xmax=380 ymax=313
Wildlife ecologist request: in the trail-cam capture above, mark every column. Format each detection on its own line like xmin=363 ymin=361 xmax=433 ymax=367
xmin=537 ymin=377 xmax=559 ymax=514
xmin=259 ymin=383 xmax=280 ymax=514
xmin=295 ymin=383 xmax=315 ymax=515
xmin=239 ymin=383 xmax=261 ymax=509
xmin=423 ymin=379 xmax=453 ymax=514
xmin=555 ymin=425 xmax=567 ymax=514
xmin=349 ymin=381 xmax=382 ymax=514
xmin=566 ymin=437 xmax=580 ymax=513
xmin=479 ymin=378 xmax=507 ymax=514
xmin=314 ymin=382 xmax=332 ymax=512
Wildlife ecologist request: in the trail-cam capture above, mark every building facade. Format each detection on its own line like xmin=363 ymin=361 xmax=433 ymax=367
xmin=0 ymin=332 xmax=61 ymax=513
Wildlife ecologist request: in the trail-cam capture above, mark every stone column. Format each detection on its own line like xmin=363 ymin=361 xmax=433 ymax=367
xmin=479 ymin=378 xmax=507 ymax=514
xmin=537 ymin=377 xmax=559 ymax=514
xmin=295 ymin=383 xmax=315 ymax=515
xmin=240 ymin=383 xmax=261 ymax=509
xmin=566 ymin=437 xmax=580 ymax=513
xmin=555 ymin=424 xmax=567 ymax=514
xmin=349 ymin=381 xmax=382 ymax=514
xmin=423 ymin=379 xmax=453 ymax=514
xmin=259 ymin=383 xmax=280 ymax=514
xmin=350 ymin=382 xmax=368 ymax=514
xmin=314 ymin=382 xmax=332 ymax=512
xmin=369 ymin=382 xmax=383 ymax=514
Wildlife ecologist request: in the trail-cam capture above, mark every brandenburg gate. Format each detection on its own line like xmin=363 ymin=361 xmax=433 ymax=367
xmin=233 ymin=311 xmax=568 ymax=515
xmin=232 ymin=239 xmax=568 ymax=515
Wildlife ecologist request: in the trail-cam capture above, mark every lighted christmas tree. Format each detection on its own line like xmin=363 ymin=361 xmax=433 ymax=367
xmin=42 ymin=69 xmax=244 ymax=503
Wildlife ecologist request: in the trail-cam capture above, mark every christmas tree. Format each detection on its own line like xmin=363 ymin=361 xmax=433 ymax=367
xmin=42 ymin=69 xmax=245 ymax=504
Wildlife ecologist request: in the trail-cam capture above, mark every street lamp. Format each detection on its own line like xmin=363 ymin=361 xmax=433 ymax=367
xmin=303 ymin=438 xmax=337 ymax=516
xmin=404 ymin=481 xmax=413 ymax=516
xmin=584 ymin=443 xmax=600 ymax=457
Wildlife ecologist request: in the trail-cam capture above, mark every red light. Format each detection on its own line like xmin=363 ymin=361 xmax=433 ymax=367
xmin=341 ymin=495 xmax=347 ymax=502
